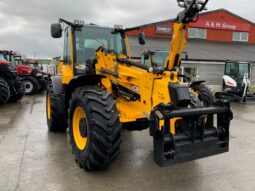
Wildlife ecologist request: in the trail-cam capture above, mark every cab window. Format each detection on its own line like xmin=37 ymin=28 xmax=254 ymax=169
xmin=63 ymin=28 xmax=71 ymax=64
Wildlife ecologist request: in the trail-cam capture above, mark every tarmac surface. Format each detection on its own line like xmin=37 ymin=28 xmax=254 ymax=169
xmin=0 ymin=93 xmax=255 ymax=191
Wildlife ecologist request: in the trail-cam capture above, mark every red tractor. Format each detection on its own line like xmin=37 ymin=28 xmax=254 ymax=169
xmin=0 ymin=58 xmax=24 ymax=105
xmin=0 ymin=50 xmax=49 ymax=95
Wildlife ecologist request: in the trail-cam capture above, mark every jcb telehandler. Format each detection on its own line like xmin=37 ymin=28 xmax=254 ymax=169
xmin=47 ymin=0 xmax=232 ymax=170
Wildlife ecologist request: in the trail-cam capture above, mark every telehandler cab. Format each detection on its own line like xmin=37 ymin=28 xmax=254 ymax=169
xmin=47 ymin=0 xmax=232 ymax=170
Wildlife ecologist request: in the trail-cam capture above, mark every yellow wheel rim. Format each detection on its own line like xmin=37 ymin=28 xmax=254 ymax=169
xmin=72 ymin=106 xmax=88 ymax=150
xmin=47 ymin=93 xmax=51 ymax=120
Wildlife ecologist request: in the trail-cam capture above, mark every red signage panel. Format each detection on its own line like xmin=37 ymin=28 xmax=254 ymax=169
xmin=155 ymin=25 xmax=172 ymax=35
xmin=190 ymin=19 xmax=251 ymax=32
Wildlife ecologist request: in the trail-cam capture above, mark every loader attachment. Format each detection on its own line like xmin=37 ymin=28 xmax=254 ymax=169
xmin=149 ymin=100 xmax=232 ymax=167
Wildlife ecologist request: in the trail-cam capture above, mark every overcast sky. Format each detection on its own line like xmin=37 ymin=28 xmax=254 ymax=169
xmin=0 ymin=0 xmax=254 ymax=58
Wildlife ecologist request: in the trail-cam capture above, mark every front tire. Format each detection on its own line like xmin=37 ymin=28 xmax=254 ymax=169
xmin=192 ymin=84 xmax=214 ymax=106
xmin=0 ymin=78 xmax=10 ymax=105
xmin=68 ymin=85 xmax=122 ymax=171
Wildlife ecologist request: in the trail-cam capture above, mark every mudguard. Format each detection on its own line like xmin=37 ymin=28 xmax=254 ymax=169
xmin=50 ymin=76 xmax=64 ymax=94
xmin=189 ymin=80 xmax=205 ymax=88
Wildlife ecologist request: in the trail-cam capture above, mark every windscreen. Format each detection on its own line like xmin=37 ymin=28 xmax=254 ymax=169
xmin=151 ymin=51 xmax=169 ymax=67
xmin=225 ymin=62 xmax=250 ymax=84
xmin=10 ymin=55 xmax=15 ymax=63
xmin=239 ymin=63 xmax=250 ymax=78
xmin=75 ymin=26 xmax=125 ymax=64
xmin=225 ymin=62 xmax=237 ymax=76
xmin=0 ymin=53 xmax=5 ymax=61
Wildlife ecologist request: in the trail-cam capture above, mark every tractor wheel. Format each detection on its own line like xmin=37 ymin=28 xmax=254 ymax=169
xmin=46 ymin=86 xmax=67 ymax=132
xmin=23 ymin=76 xmax=40 ymax=95
xmin=38 ymin=79 xmax=47 ymax=93
xmin=192 ymin=84 xmax=214 ymax=107
xmin=68 ymin=85 xmax=122 ymax=171
xmin=0 ymin=78 xmax=10 ymax=105
xmin=8 ymin=81 xmax=25 ymax=103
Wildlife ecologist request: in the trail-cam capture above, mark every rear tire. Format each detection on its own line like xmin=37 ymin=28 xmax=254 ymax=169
xmin=68 ymin=85 xmax=122 ymax=171
xmin=23 ymin=76 xmax=40 ymax=95
xmin=46 ymin=85 xmax=67 ymax=132
xmin=192 ymin=84 xmax=213 ymax=106
xmin=0 ymin=78 xmax=10 ymax=105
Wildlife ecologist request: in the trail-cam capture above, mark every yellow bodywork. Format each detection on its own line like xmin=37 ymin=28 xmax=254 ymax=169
xmin=93 ymin=23 xmax=190 ymax=134
xmin=61 ymin=29 xmax=75 ymax=85
xmin=57 ymin=61 xmax=63 ymax=76
xmin=166 ymin=23 xmax=188 ymax=70
xmin=95 ymin=50 xmax=182 ymax=134
xmin=47 ymin=92 xmax=51 ymax=120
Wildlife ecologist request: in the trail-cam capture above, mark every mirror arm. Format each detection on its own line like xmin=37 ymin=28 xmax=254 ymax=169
xmin=59 ymin=18 xmax=75 ymax=27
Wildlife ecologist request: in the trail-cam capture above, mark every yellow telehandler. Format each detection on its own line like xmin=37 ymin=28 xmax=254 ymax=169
xmin=47 ymin=0 xmax=233 ymax=170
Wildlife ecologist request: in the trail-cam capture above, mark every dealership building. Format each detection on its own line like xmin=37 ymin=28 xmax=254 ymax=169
xmin=126 ymin=9 xmax=255 ymax=90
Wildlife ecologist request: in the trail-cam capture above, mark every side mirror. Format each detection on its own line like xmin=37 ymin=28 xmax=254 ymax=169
xmin=51 ymin=23 xmax=62 ymax=38
xmin=138 ymin=32 xmax=146 ymax=45
xmin=143 ymin=52 xmax=150 ymax=60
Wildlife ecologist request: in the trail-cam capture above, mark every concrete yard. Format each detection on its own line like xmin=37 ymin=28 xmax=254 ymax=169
xmin=0 ymin=94 xmax=255 ymax=191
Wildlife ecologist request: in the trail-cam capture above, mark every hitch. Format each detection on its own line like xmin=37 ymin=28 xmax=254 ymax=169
xmin=149 ymin=100 xmax=233 ymax=166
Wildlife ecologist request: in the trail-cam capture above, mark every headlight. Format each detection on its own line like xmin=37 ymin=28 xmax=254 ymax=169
xmin=36 ymin=73 xmax=43 ymax=77
xmin=75 ymin=64 xmax=86 ymax=70
xmin=43 ymin=74 xmax=48 ymax=78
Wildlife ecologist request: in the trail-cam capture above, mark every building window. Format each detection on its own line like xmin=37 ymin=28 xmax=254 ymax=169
xmin=233 ymin=32 xmax=249 ymax=42
xmin=188 ymin=28 xmax=206 ymax=39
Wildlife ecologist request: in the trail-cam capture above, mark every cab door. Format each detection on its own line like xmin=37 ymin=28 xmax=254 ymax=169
xmin=62 ymin=27 xmax=74 ymax=84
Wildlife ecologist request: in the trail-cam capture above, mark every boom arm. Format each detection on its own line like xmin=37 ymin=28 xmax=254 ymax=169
xmin=165 ymin=0 xmax=209 ymax=70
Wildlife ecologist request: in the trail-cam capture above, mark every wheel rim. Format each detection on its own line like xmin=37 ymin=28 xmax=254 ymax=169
xmin=47 ymin=92 xmax=51 ymax=120
xmin=72 ymin=106 xmax=88 ymax=150
xmin=24 ymin=80 xmax=33 ymax=93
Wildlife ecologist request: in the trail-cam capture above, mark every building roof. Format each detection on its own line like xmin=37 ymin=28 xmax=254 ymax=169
xmin=128 ymin=37 xmax=255 ymax=62
xmin=199 ymin=9 xmax=254 ymax=25
xmin=129 ymin=9 xmax=255 ymax=30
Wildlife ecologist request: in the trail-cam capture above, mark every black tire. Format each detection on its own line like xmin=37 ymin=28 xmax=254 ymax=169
xmin=38 ymin=79 xmax=47 ymax=93
xmin=46 ymin=85 xmax=67 ymax=132
xmin=68 ymin=85 xmax=122 ymax=171
xmin=0 ymin=78 xmax=10 ymax=105
xmin=23 ymin=76 xmax=40 ymax=95
xmin=8 ymin=81 xmax=25 ymax=103
xmin=192 ymin=84 xmax=214 ymax=107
